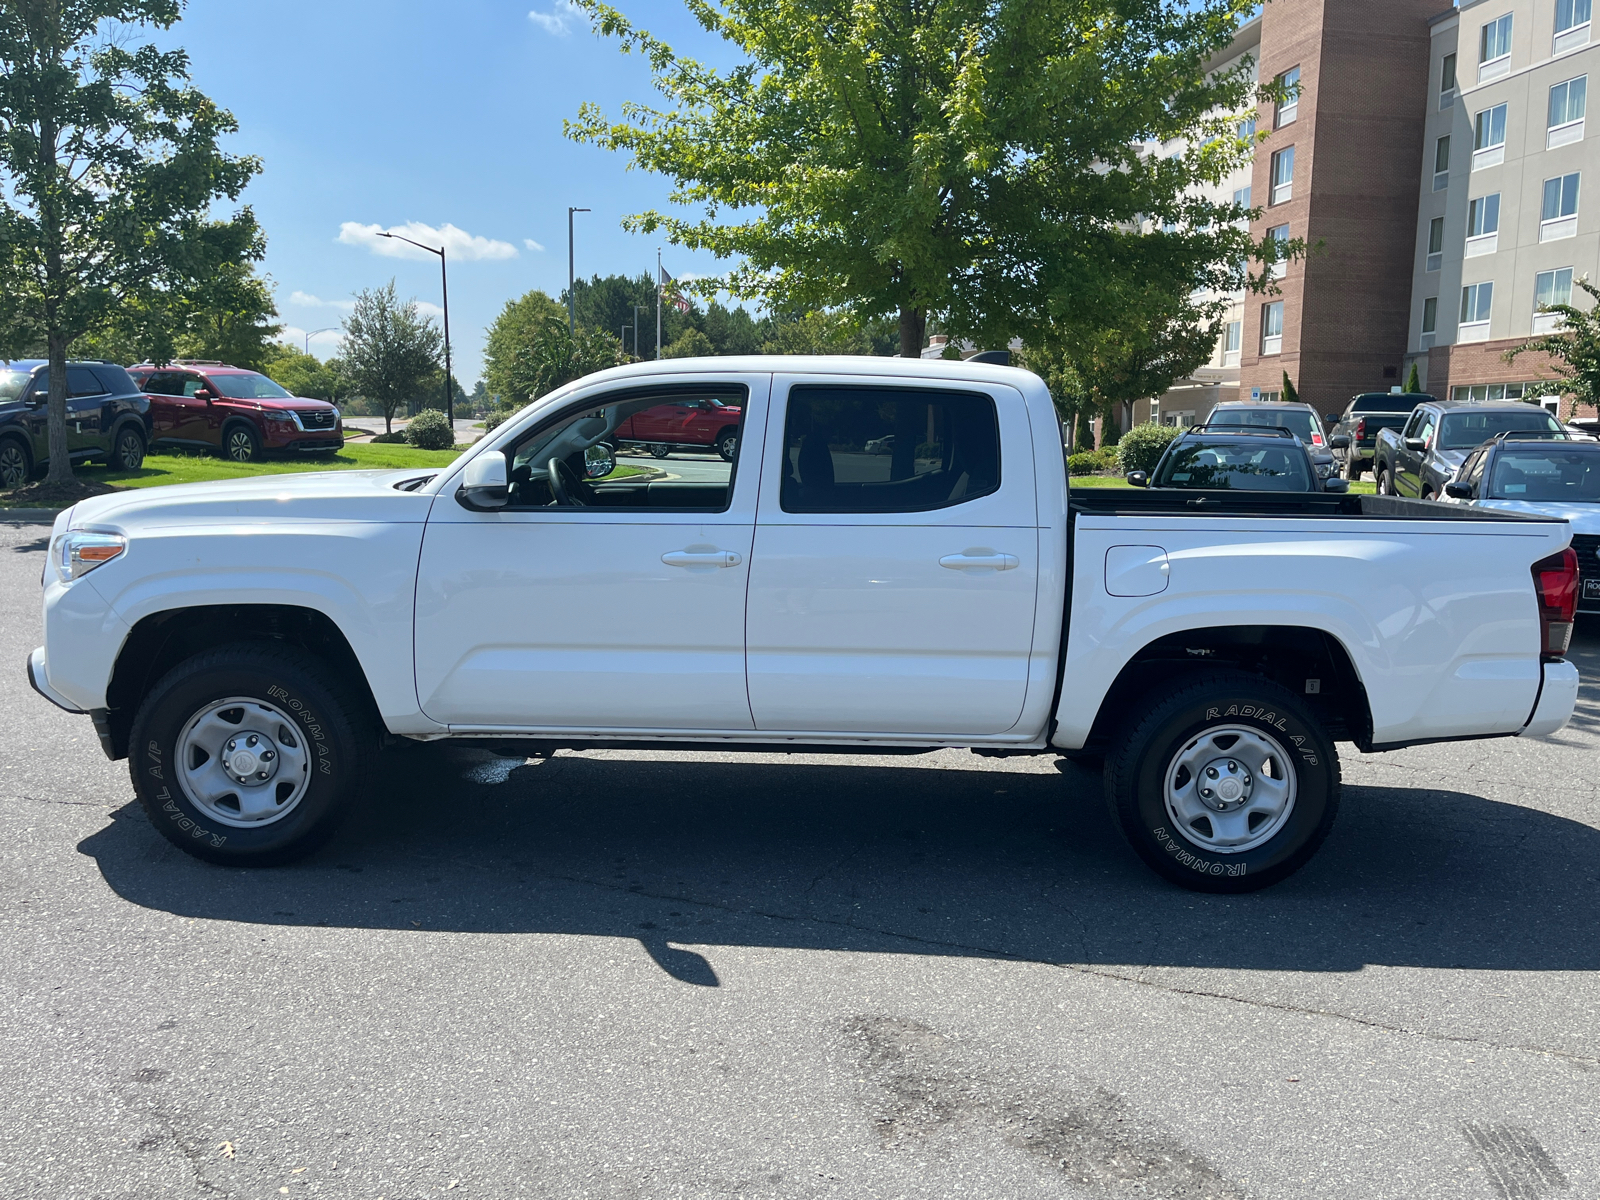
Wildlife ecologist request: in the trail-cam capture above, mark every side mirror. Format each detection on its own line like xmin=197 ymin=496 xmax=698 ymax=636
xmin=1404 ymin=437 xmax=1426 ymax=451
xmin=457 ymin=452 xmax=508 ymax=510
xmin=1323 ymin=476 xmax=1350 ymax=493
xmin=583 ymin=442 xmax=615 ymax=479
xmin=193 ymin=388 xmax=214 ymax=401
xmin=1126 ymin=470 xmax=1149 ymax=488
xmin=1444 ymin=481 xmax=1473 ymax=499
xmin=1328 ymin=434 xmax=1351 ymax=449
xmin=1324 ymin=413 xmax=1339 ymax=423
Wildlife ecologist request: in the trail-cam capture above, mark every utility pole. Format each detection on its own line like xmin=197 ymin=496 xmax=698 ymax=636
xmin=305 ymin=327 xmax=337 ymax=355
xmin=568 ymin=207 xmax=590 ymax=336
xmin=633 ymin=303 xmax=644 ymax=358
xmin=655 ymin=248 xmax=662 ymax=360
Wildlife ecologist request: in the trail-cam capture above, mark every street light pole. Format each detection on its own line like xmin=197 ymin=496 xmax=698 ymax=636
xmin=633 ymin=304 xmax=643 ymax=358
xmin=568 ymin=207 xmax=590 ymax=336
xmin=374 ymin=230 xmax=454 ymax=425
xmin=305 ymin=327 xmax=338 ymax=355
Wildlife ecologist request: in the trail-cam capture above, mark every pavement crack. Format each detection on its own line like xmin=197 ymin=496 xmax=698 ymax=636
xmin=6 ymin=792 xmax=109 ymax=809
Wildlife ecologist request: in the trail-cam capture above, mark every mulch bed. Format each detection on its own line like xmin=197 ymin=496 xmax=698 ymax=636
xmin=1 ymin=479 xmax=124 ymax=508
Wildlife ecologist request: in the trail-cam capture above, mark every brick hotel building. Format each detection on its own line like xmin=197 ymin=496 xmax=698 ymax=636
xmin=1147 ymin=0 xmax=1596 ymax=428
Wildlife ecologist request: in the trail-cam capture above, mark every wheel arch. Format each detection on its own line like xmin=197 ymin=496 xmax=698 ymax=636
xmin=102 ymin=604 xmax=383 ymax=760
xmin=1078 ymin=624 xmax=1373 ymax=758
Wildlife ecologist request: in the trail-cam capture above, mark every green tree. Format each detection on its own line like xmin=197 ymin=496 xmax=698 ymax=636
xmin=500 ymin=316 xmax=628 ymax=408
xmin=483 ymin=288 xmax=567 ymax=403
xmin=568 ymin=0 xmax=1278 ymax=357
xmin=1282 ymin=371 xmax=1300 ymax=405
xmin=762 ymin=310 xmax=871 ymax=356
xmin=0 ymin=0 xmax=261 ymax=487
xmin=663 ymin=327 xmax=715 ymax=358
xmin=1403 ymin=362 xmax=1423 ymax=394
xmin=701 ymin=299 xmax=765 ymax=356
xmin=263 ymin=346 xmax=346 ymax=401
xmin=1505 ymin=277 xmax=1600 ymax=416
xmin=341 ymin=281 xmax=443 ymax=434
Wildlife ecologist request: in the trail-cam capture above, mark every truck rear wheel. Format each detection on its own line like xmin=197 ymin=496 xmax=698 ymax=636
xmin=1344 ymin=455 xmax=1363 ymax=481
xmin=716 ymin=430 xmax=738 ymax=461
xmin=649 ymin=443 xmax=672 ymax=459
xmin=1105 ymin=671 xmax=1340 ymax=893
xmin=128 ymin=643 xmax=373 ymax=866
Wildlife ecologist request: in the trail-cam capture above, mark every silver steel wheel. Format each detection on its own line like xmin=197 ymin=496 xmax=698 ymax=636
xmin=176 ymin=696 xmax=312 ymax=828
xmin=1162 ymin=725 xmax=1297 ymax=855
xmin=226 ymin=429 xmax=256 ymax=462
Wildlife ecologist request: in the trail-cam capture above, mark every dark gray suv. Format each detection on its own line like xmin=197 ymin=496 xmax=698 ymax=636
xmin=0 ymin=360 xmax=150 ymax=488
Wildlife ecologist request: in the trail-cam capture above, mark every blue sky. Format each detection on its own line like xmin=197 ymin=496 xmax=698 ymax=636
xmin=157 ymin=1 xmax=738 ymax=385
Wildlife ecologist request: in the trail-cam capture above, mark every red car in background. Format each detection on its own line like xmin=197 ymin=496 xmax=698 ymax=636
xmin=129 ymin=361 xmax=344 ymax=462
xmin=613 ymin=396 xmax=741 ymax=461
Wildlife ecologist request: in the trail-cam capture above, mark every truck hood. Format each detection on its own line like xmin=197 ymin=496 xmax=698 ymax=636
xmin=1479 ymin=498 xmax=1600 ymax=532
xmin=69 ymin=469 xmax=437 ymax=532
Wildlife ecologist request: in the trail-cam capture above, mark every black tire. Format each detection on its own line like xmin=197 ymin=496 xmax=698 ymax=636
xmin=1375 ymin=466 xmax=1393 ymax=496
xmin=1421 ymin=487 xmax=1437 ymax=502
xmin=128 ymin=643 xmax=374 ymax=866
xmin=224 ymin=423 xmax=260 ymax=463
xmin=0 ymin=437 xmax=30 ymax=489
xmin=111 ymin=425 xmax=145 ymax=471
xmin=1344 ymin=455 xmax=1363 ymax=482
xmin=716 ymin=429 xmax=738 ymax=462
xmin=649 ymin=443 xmax=672 ymax=459
xmin=1105 ymin=671 xmax=1340 ymax=893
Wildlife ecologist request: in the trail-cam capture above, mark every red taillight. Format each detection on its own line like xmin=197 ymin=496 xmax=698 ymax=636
xmin=1532 ymin=547 xmax=1579 ymax=658
xmin=1355 ymin=418 xmax=1367 ymax=440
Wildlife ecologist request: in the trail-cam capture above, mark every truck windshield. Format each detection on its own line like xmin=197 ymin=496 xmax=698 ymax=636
xmin=1439 ymin=409 xmax=1561 ymax=449
xmin=1487 ymin=445 xmax=1600 ymax=501
xmin=1351 ymin=395 xmax=1426 ymax=413
xmin=207 ymin=372 xmax=293 ymax=400
xmin=1153 ymin=439 xmax=1314 ymax=491
xmin=0 ymin=370 xmax=31 ymax=402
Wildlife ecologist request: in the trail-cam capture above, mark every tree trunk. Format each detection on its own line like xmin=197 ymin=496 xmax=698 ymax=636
xmin=44 ymin=328 xmax=72 ymax=486
xmin=898 ymin=307 xmax=926 ymax=359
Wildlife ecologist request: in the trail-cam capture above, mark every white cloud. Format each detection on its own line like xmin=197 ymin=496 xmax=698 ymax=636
xmin=278 ymin=327 xmax=343 ymax=350
xmin=524 ymin=238 xmax=545 ymax=252
xmin=337 ymin=221 xmax=519 ymax=263
xmin=528 ymin=0 xmax=584 ymax=35
xmin=288 ymin=290 xmax=355 ymax=312
xmin=415 ymin=301 xmax=445 ymax=319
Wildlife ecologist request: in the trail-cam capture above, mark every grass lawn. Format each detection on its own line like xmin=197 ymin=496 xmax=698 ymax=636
xmin=0 ymin=442 xmax=649 ymax=507
xmin=1070 ymin=474 xmax=1377 ymax=495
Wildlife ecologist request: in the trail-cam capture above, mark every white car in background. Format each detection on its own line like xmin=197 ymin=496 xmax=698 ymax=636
xmin=1443 ymin=433 xmax=1600 ymax=613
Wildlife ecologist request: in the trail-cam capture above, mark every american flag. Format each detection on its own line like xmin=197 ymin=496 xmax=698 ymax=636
xmin=659 ymin=267 xmax=691 ymax=313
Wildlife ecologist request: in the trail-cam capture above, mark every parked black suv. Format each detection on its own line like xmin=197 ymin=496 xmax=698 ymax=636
xmin=0 ymin=360 xmax=149 ymax=488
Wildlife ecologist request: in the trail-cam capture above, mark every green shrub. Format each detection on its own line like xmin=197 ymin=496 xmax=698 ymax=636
xmin=483 ymin=408 xmax=514 ymax=433
xmin=370 ymin=430 xmax=407 ymax=444
xmin=405 ymin=409 xmax=454 ymax=450
xmin=1067 ymin=452 xmax=1103 ymax=476
xmin=1116 ymin=422 xmax=1181 ymax=474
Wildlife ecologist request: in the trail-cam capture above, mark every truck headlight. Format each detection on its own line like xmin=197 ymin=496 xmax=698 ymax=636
xmin=55 ymin=531 xmax=126 ymax=580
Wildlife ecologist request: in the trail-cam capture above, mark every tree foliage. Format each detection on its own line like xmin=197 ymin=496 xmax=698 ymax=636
xmin=340 ymin=281 xmax=442 ymax=433
xmin=495 ymin=315 xmax=628 ymax=409
xmin=1506 ymin=277 xmax=1600 ymax=416
xmin=568 ymin=0 xmax=1280 ymax=357
xmin=263 ymin=346 xmax=346 ymax=401
xmin=0 ymin=0 xmax=262 ymax=484
xmin=1403 ymin=362 xmax=1423 ymax=394
xmin=1281 ymin=371 xmax=1300 ymax=406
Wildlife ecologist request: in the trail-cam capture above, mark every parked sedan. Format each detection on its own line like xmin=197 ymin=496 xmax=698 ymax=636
xmin=0 ymin=360 xmax=149 ymax=487
xmin=1373 ymin=401 xmax=1563 ymax=499
xmin=1441 ymin=433 xmax=1600 ymax=613
xmin=1130 ymin=425 xmax=1349 ymax=493
xmin=1206 ymin=400 xmax=1337 ymax=479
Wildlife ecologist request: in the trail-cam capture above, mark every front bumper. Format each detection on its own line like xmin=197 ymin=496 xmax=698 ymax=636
xmin=27 ymin=646 xmax=83 ymax=713
xmin=1521 ymin=660 xmax=1580 ymax=738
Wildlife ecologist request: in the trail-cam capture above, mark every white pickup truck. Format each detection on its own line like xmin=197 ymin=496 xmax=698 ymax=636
xmin=27 ymin=358 xmax=1583 ymax=892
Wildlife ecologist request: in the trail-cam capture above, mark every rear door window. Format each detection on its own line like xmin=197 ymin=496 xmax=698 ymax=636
xmin=66 ymin=366 xmax=108 ymax=397
xmin=779 ymin=385 xmax=1000 ymax=514
xmin=89 ymin=364 xmax=138 ymax=395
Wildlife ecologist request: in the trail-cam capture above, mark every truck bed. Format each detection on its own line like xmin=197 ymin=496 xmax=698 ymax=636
xmin=1069 ymin=489 xmax=1563 ymax=524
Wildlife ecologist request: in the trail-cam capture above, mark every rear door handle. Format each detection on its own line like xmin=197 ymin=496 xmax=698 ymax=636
xmin=939 ymin=552 xmax=1019 ymax=572
xmin=662 ymin=549 xmax=743 ymax=569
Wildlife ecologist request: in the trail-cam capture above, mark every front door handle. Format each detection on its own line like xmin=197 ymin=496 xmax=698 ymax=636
xmin=939 ymin=552 xmax=1019 ymax=572
xmin=662 ymin=549 xmax=743 ymax=569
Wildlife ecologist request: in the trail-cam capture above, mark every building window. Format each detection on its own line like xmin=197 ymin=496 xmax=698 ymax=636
xmin=1270 ymin=147 xmax=1294 ymax=204
xmin=1266 ymin=223 xmax=1290 ymax=279
xmin=1261 ymin=301 xmax=1284 ymax=355
xmin=1434 ymin=135 xmax=1451 ymax=191
xmin=1422 ymin=296 xmax=1439 ymax=338
xmin=1232 ymin=185 xmax=1252 ymax=210
xmin=1466 ymin=193 xmax=1501 ymax=256
xmin=1453 ymin=383 xmax=1533 ymax=402
xmin=1223 ymin=320 xmax=1242 ymax=367
xmin=1237 ymin=115 xmax=1256 ymax=141
xmin=1548 ymin=76 xmax=1587 ymax=147
xmin=1480 ymin=13 xmax=1513 ymax=82
xmin=1474 ymin=103 xmax=1509 ymax=169
xmin=1275 ymin=66 xmax=1301 ymax=128
xmin=1556 ymin=0 xmax=1592 ymax=52
xmin=1534 ymin=267 xmax=1575 ymax=332
xmin=1460 ymin=281 xmax=1494 ymax=342
xmin=1541 ymin=172 xmax=1580 ymax=240
xmin=1441 ymin=53 xmax=1458 ymax=109
xmin=1426 ymin=216 xmax=1445 ymax=272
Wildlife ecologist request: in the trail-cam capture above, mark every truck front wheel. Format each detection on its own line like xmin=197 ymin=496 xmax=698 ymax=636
xmin=128 ymin=643 xmax=373 ymax=866
xmin=1105 ymin=672 xmax=1339 ymax=893
xmin=716 ymin=429 xmax=738 ymax=461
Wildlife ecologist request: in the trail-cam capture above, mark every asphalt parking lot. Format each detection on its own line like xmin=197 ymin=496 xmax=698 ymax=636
xmin=2 ymin=518 xmax=1598 ymax=1200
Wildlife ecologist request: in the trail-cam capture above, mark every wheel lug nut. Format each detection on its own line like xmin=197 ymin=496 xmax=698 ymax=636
xmin=1227 ymin=760 xmax=1237 ymax=772
xmin=1201 ymin=787 xmax=1212 ymax=797
xmin=1206 ymin=767 xmax=1219 ymax=779
xmin=247 ymin=735 xmax=258 ymax=747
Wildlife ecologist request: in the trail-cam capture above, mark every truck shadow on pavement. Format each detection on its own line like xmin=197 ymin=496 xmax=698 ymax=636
xmin=78 ymin=743 xmax=1600 ymax=986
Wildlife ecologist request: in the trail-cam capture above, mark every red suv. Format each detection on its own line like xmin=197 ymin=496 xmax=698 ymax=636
xmin=129 ymin=361 xmax=344 ymax=462
xmin=613 ymin=396 xmax=741 ymax=461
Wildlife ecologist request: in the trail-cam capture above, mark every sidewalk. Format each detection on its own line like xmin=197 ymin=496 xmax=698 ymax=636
xmin=343 ymin=417 xmax=485 ymax=445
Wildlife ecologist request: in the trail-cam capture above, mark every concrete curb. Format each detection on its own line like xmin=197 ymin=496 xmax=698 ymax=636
xmin=0 ymin=509 xmax=60 ymax=524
